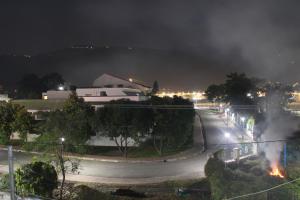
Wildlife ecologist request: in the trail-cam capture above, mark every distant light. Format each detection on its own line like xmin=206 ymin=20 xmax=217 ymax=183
xmin=247 ymin=93 xmax=252 ymax=97
xmin=58 ymin=86 xmax=64 ymax=91
xmin=224 ymin=132 xmax=230 ymax=138
xmin=225 ymin=108 xmax=230 ymax=112
xmin=60 ymin=137 xmax=65 ymax=142
xmin=129 ymin=78 xmax=133 ymax=82
xmin=241 ymin=117 xmax=246 ymax=122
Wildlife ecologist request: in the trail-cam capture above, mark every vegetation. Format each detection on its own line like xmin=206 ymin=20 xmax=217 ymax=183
xmin=37 ymin=93 xmax=95 ymax=153
xmin=0 ymin=102 xmax=33 ymax=144
xmin=205 ymin=73 xmax=255 ymax=105
xmin=152 ymin=80 xmax=159 ymax=95
xmin=0 ymin=174 xmax=9 ymax=191
xmin=204 ymin=155 xmax=296 ymax=200
xmin=16 ymin=73 xmax=64 ymax=99
xmin=205 ymin=73 xmax=294 ymax=109
xmin=15 ymin=161 xmax=58 ymax=198
xmin=95 ymin=96 xmax=194 ymax=157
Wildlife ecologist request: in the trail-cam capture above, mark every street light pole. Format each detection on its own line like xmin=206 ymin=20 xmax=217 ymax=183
xmin=224 ymin=132 xmax=230 ymax=168
xmin=8 ymin=146 xmax=15 ymax=200
xmin=59 ymin=137 xmax=65 ymax=200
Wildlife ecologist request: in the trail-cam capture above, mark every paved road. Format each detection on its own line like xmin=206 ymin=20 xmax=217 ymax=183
xmin=0 ymin=109 xmax=245 ymax=184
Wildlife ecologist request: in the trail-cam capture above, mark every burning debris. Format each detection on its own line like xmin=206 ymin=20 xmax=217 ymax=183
xmin=269 ymin=164 xmax=284 ymax=178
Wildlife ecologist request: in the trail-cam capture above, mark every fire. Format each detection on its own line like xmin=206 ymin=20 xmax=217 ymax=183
xmin=269 ymin=166 xmax=284 ymax=178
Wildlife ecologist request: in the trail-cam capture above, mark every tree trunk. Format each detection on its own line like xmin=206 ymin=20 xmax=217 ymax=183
xmin=153 ymin=134 xmax=160 ymax=155
xmin=125 ymin=132 xmax=128 ymax=158
xmin=159 ymin=136 xmax=164 ymax=156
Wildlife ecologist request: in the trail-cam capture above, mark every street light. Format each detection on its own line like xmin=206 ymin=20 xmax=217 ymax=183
xmin=224 ymin=132 xmax=230 ymax=139
xmin=129 ymin=78 xmax=133 ymax=82
xmin=241 ymin=117 xmax=245 ymax=122
xmin=60 ymin=137 xmax=65 ymax=143
xmin=58 ymin=85 xmax=64 ymax=91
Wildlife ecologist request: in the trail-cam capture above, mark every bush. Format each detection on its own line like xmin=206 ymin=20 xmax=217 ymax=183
xmin=0 ymin=174 xmax=9 ymax=190
xmin=67 ymin=185 xmax=113 ymax=200
xmin=15 ymin=161 xmax=58 ymax=198
xmin=204 ymin=156 xmax=225 ymax=177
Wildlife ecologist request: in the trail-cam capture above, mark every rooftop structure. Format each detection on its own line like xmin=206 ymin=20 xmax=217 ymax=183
xmin=93 ymin=73 xmax=151 ymax=93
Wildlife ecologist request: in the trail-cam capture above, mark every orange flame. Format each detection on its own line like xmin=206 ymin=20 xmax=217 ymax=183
xmin=269 ymin=166 xmax=284 ymax=178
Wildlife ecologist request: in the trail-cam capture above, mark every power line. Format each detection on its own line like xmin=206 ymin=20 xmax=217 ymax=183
xmin=9 ymin=136 xmax=300 ymax=149
xmin=225 ymin=177 xmax=300 ymax=200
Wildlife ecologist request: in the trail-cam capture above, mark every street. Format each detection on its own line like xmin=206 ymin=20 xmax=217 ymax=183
xmin=0 ymin=109 xmax=247 ymax=184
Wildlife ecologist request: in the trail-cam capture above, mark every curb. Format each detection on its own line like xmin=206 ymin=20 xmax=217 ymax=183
xmin=0 ymin=147 xmax=203 ymax=164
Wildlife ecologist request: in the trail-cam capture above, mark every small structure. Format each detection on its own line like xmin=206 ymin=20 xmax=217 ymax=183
xmin=93 ymin=73 xmax=151 ymax=93
xmin=76 ymin=87 xmax=148 ymax=103
xmin=0 ymin=94 xmax=10 ymax=102
xmin=42 ymin=90 xmax=72 ymax=100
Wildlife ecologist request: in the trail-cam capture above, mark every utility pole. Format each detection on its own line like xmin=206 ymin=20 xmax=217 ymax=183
xmin=8 ymin=146 xmax=15 ymax=200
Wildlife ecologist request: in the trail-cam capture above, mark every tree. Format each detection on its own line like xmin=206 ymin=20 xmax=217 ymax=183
xmin=41 ymin=73 xmax=64 ymax=91
xmin=205 ymin=84 xmax=225 ymax=103
xmin=205 ymin=156 xmax=228 ymax=200
xmin=260 ymin=82 xmax=294 ymax=113
xmin=16 ymin=73 xmax=65 ymax=99
xmin=41 ymin=93 xmax=95 ymax=152
xmin=0 ymin=103 xmax=15 ymax=144
xmin=12 ymin=104 xmax=34 ymax=142
xmin=17 ymin=74 xmax=42 ymax=99
xmin=15 ymin=161 xmax=58 ymax=198
xmin=224 ymin=73 xmax=255 ymax=105
xmin=152 ymin=80 xmax=159 ymax=95
xmin=97 ymin=100 xmax=140 ymax=157
xmin=206 ymin=73 xmax=256 ymax=105
xmin=150 ymin=96 xmax=194 ymax=155
xmin=0 ymin=102 xmax=33 ymax=144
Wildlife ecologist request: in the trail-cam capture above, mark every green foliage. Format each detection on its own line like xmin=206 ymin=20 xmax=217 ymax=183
xmin=151 ymin=96 xmax=195 ymax=155
xmin=204 ymin=157 xmax=225 ymax=177
xmin=67 ymin=185 xmax=113 ymax=200
xmin=204 ymin=156 xmax=293 ymax=200
xmin=96 ymin=99 xmax=150 ymax=156
xmin=0 ymin=174 xmax=9 ymax=190
xmin=0 ymin=102 xmax=34 ymax=144
xmin=94 ymin=96 xmax=194 ymax=156
xmin=15 ymin=161 xmax=58 ymax=198
xmin=41 ymin=93 xmax=95 ymax=152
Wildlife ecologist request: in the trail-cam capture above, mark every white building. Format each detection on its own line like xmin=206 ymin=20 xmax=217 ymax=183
xmin=42 ymin=73 xmax=151 ymax=103
xmin=76 ymin=87 xmax=148 ymax=102
xmin=93 ymin=73 xmax=151 ymax=93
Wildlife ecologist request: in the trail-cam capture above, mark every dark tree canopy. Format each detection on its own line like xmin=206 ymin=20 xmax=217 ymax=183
xmin=15 ymin=161 xmax=58 ymax=198
xmin=152 ymin=80 xmax=159 ymax=95
xmin=16 ymin=73 xmax=65 ymax=99
xmin=205 ymin=73 xmax=255 ymax=105
xmin=41 ymin=72 xmax=64 ymax=91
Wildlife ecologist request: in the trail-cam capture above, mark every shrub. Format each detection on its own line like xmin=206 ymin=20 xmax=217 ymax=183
xmin=15 ymin=161 xmax=58 ymax=198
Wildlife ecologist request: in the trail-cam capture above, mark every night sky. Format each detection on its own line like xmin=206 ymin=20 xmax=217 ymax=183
xmin=0 ymin=0 xmax=300 ymax=90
